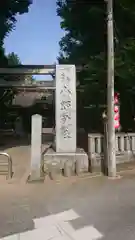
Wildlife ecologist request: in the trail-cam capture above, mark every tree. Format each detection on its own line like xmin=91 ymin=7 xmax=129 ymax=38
xmin=0 ymin=0 xmax=32 ymax=46
xmin=6 ymin=52 xmax=35 ymax=83
xmin=7 ymin=52 xmax=21 ymax=65
xmin=0 ymin=0 xmax=32 ymax=129
xmin=0 ymin=52 xmax=21 ymax=128
xmin=57 ymin=0 xmax=135 ymax=131
xmin=0 ymin=0 xmax=32 ymax=66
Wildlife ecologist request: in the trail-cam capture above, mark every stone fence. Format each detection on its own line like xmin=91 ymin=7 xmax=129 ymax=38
xmin=88 ymin=133 xmax=135 ymax=170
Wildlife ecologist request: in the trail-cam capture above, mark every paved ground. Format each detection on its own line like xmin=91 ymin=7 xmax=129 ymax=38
xmin=0 ymin=172 xmax=135 ymax=239
xmin=0 ymin=131 xmax=52 ymax=182
xmin=0 ymin=132 xmax=135 ymax=239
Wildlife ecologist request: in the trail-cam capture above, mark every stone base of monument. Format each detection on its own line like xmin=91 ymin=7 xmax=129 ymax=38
xmin=27 ymin=174 xmax=45 ymax=183
xmin=43 ymin=147 xmax=89 ymax=176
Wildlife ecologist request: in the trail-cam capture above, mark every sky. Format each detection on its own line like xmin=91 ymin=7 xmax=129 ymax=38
xmin=4 ymin=0 xmax=64 ymax=65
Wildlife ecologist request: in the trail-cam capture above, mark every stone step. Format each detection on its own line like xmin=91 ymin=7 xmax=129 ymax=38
xmin=0 ymin=164 xmax=9 ymax=172
xmin=0 ymin=162 xmax=11 ymax=180
xmin=0 ymin=175 xmax=7 ymax=181
xmin=0 ymin=161 xmax=8 ymax=164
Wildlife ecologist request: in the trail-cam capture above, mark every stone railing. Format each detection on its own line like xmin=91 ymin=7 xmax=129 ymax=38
xmin=88 ymin=133 xmax=135 ymax=168
xmin=88 ymin=133 xmax=103 ymax=156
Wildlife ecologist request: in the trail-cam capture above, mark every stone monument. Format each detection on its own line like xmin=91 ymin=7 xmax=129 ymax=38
xmin=44 ymin=65 xmax=88 ymax=173
xmin=56 ymin=64 xmax=76 ymax=152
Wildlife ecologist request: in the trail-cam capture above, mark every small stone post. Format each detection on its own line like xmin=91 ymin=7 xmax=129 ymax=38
xmin=30 ymin=114 xmax=42 ymax=180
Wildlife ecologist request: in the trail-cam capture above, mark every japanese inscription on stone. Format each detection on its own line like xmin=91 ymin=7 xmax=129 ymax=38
xmin=56 ymin=65 xmax=76 ymax=152
xmin=60 ymin=71 xmax=72 ymax=138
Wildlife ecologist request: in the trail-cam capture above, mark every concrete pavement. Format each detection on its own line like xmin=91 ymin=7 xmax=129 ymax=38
xmin=0 ymin=173 xmax=135 ymax=239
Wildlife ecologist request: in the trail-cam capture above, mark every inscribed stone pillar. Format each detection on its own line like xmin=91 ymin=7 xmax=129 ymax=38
xmin=30 ymin=114 xmax=42 ymax=179
xmin=56 ymin=65 xmax=76 ymax=153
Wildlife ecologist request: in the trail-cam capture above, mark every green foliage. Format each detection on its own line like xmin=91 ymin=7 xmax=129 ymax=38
xmin=0 ymin=52 xmax=21 ymax=128
xmin=0 ymin=1 xmax=32 ymax=65
xmin=0 ymin=0 xmax=32 ymax=129
xmin=0 ymin=0 xmax=32 ymax=46
xmin=7 ymin=52 xmax=21 ymax=65
xmin=57 ymin=0 xmax=135 ymax=131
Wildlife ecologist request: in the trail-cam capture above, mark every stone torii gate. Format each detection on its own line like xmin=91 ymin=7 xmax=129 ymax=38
xmin=0 ymin=65 xmax=88 ymax=180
